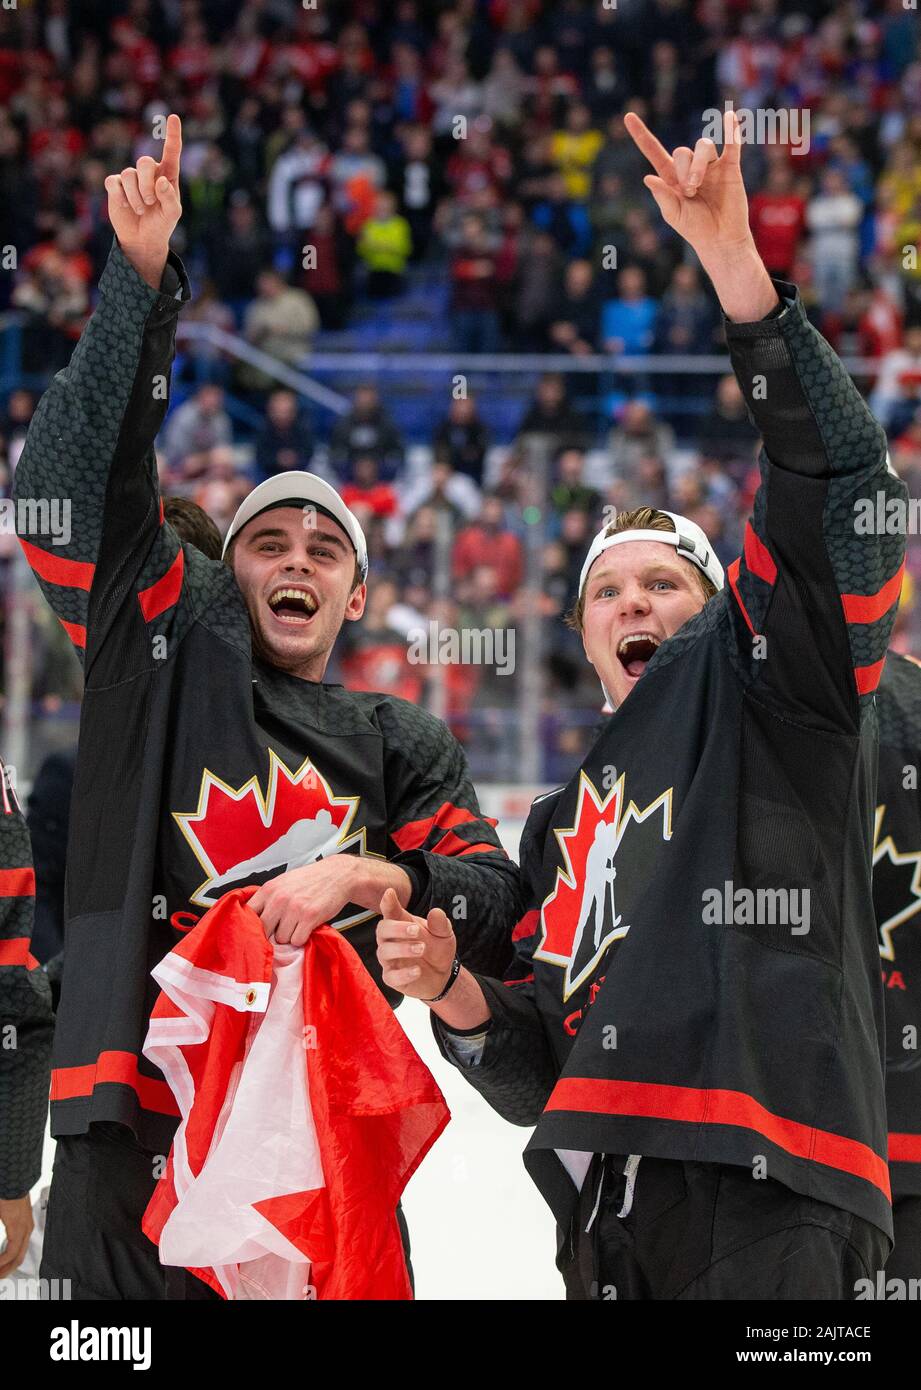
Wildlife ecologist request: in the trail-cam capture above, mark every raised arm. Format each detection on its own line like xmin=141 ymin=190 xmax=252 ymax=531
xmin=12 ymin=116 xmax=191 ymax=673
xmin=627 ymin=109 xmax=907 ymax=722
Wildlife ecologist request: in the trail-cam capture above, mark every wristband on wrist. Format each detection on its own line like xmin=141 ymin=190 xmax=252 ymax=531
xmin=422 ymin=956 xmax=460 ymax=1003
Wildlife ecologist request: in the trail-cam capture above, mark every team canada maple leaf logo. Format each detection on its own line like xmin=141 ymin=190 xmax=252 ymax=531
xmin=174 ymin=751 xmax=370 ymax=925
xmin=535 ymin=769 xmax=674 ymax=1000
xmin=873 ymin=804 xmax=921 ymax=962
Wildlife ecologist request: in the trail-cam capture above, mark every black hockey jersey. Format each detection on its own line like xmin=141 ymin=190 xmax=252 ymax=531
xmin=435 ymin=282 xmax=906 ymax=1240
xmin=0 ymin=761 xmax=53 ymax=1198
xmin=13 ymin=238 xmax=522 ymax=1156
xmin=874 ymin=649 xmax=921 ymax=1197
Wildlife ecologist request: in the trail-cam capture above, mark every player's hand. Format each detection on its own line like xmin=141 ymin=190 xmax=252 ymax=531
xmin=0 ymin=1195 xmax=33 ymax=1277
xmin=104 ymin=113 xmax=183 ymax=288
xmin=624 ymin=108 xmax=752 ymax=261
xmin=249 ymin=857 xmax=358 ymax=947
xmin=376 ymin=887 xmax=456 ymax=998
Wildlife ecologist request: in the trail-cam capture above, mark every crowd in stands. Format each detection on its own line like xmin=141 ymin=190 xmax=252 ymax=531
xmin=2 ymin=0 xmax=921 ymax=779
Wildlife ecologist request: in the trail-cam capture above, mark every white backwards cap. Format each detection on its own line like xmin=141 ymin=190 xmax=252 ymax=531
xmin=579 ymin=509 xmax=724 ymax=600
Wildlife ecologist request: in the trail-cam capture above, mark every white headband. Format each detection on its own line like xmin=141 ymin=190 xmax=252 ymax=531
xmin=578 ymin=510 xmax=725 ymax=599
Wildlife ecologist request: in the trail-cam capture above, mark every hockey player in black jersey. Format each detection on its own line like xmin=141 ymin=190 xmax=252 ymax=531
xmin=379 ymin=110 xmax=907 ymax=1299
xmin=13 ymin=116 xmax=522 ymax=1299
xmin=873 ymin=649 xmax=921 ymax=1284
xmin=0 ymin=760 xmax=53 ymax=1277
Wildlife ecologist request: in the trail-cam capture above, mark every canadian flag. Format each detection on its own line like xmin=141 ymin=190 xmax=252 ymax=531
xmin=142 ymin=887 xmax=449 ymax=1299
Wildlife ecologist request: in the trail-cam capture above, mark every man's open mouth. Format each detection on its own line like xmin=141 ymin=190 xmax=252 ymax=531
xmin=267 ymin=587 xmax=319 ymax=625
xmin=616 ymin=631 xmax=661 ymax=679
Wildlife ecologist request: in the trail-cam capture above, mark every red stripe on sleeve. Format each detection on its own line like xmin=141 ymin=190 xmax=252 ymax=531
xmin=0 ymin=867 xmax=35 ymax=896
xmin=431 ymin=830 xmax=503 ymax=858
xmin=726 ymin=557 xmax=756 ymax=635
xmin=840 ymin=562 xmax=905 ymax=625
xmin=19 ymin=537 xmax=95 ymax=591
xmin=743 ymin=522 xmax=777 ymax=585
xmin=51 ymin=1050 xmax=180 ymax=1116
xmin=854 ymin=656 xmax=886 ymax=695
xmin=392 ymin=803 xmax=498 ymax=852
xmin=59 ymin=617 xmax=86 ymax=648
xmin=546 ymin=1077 xmax=891 ymax=1198
xmin=889 ymin=1132 xmax=921 ymax=1163
xmin=138 ymin=547 xmax=184 ymax=622
xmin=0 ymin=937 xmax=39 ymax=968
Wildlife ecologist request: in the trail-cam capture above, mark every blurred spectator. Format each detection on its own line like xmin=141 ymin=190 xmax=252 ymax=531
xmin=330 ymin=125 xmax=386 ymax=209
xmin=267 ymin=120 xmax=329 ymax=244
xmin=297 ymin=203 xmax=354 ymax=330
xmin=517 ymin=372 xmax=591 ymax=451
xmin=238 ymin=270 xmax=320 ymax=391
xmin=550 ymin=102 xmax=604 ymax=202
xmin=330 ymin=385 xmax=405 ymax=478
xmin=449 ymin=213 xmax=502 ymax=354
xmin=402 ymin=457 xmax=481 ymax=526
xmin=340 ymin=455 xmax=399 ymax=524
xmin=655 ymin=263 xmax=717 ymax=356
xmin=601 ymin=265 xmax=658 ymax=356
xmin=870 ymin=324 xmax=921 ymax=430
xmin=806 ymin=167 xmax=863 ymax=316
xmin=254 ymin=390 xmax=315 ymax=480
xmin=532 ymin=170 xmax=592 ymax=258
xmin=592 ymin=112 xmax=650 ymax=193
xmin=393 ymin=505 xmax=439 ymax=590
xmin=206 ymin=195 xmax=273 ymax=316
xmin=548 ymin=259 xmax=601 ymax=356
xmin=12 ymin=252 xmax=90 ymax=373
xmin=748 ymin=164 xmax=807 ymax=278
xmin=162 ymin=384 xmax=233 ymax=470
xmin=339 ymin=577 xmax=422 ymax=702
xmin=432 ymin=394 xmax=490 ymax=484
xmin=357 ymin=190 xmax=412 ymax=298
xmin=608 ymin=400 xmax=676 ymax=476
xmin=391 ymin=124 xmax=442 ymax=260
xmin=453 ymin=495 xmax=524 ymax=598
xmin=511 ymin=227 xmax=564 ymax=351
xmin=549 ymin=448 xmax=601 ymax=523
xmin=179 ymin=277 xmax=236 ymax=382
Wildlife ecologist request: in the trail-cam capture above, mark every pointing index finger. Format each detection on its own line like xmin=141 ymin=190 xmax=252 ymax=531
xmin=623 ymin=111 xmax=676 ymax=184
xmin=157 ymin=113 xmax=183 ymax=184
xmin=719 ymin=107 xmax=742 ymax=165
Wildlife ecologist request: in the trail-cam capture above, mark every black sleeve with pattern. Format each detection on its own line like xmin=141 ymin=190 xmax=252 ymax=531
xmin=431 ymin=791 xmax=561 ymax=1126
xmin=0 ymin=766 xmax=53 ymax=1200
xmin=379 ymin=697 xmax=525 ymax=978
xmin=12 ymin=236 xmax=193 ymax=675
xmin=720 ymin=279 xmax=907 ymax=728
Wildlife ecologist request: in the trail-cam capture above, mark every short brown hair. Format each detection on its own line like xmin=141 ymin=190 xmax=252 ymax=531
xmin=565 ymin=506 xmax=718 ymax=634
xmin=164 ymin=496 xmax=223 ymax=561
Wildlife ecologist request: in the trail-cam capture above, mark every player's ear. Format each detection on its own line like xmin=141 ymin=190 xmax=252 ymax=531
xmin=345 ymin=580 xmax=367 ymax=622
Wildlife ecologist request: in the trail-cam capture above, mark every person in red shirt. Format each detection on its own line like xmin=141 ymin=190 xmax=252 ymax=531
xmin=748 ymin=162 xmax=806 ymax=278
xmin=340 ymin=455 xmax=399 ymax=524
xmin=452 ymin=495 xmax=523 ymax=599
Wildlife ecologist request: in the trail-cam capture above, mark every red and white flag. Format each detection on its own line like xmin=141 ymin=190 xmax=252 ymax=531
xmin=142 ymin=887 xmax=449 ymax=1299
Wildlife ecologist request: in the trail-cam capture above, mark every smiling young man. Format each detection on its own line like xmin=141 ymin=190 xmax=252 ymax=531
xmin=13 ymin=116 xmax=522 ymax=1299
xmin=377 ymin=110 xmax=907 ymax=1300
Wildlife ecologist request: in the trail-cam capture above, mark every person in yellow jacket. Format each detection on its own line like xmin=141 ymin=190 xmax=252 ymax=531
xmin=550 ymin=103 xmax=604 ymax=202
xmin=357 ymin=191 xmax=413 ymax=298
